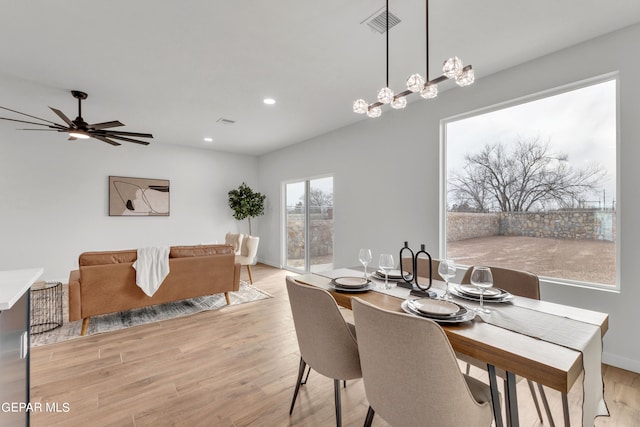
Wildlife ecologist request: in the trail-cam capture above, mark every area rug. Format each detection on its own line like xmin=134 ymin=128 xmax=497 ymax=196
xmin=30 ymin=281 xmax=271 ymax=347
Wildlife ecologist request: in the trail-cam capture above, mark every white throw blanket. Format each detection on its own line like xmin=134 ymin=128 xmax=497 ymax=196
xmin=133 ymin=247 xmax=170 ymax=297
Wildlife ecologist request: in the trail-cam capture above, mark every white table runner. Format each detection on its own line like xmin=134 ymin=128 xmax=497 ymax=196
xmin=316 ymin=268 xmax=608 ymax=426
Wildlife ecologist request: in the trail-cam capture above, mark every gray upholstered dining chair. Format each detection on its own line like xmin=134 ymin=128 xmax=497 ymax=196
xmin=352 ymin=297 xmax=494 ymax=427
xmin=285 ymin=276 xmax=362 ymax=427
xmin=460 ymin=265 xmax=559 ymax=425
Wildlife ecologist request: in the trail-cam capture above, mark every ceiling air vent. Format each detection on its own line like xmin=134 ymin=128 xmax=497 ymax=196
xmin=216 ymin=117 xmax=236 ymax=125
xmin=361 ymin=7 xmax=401 ymax=34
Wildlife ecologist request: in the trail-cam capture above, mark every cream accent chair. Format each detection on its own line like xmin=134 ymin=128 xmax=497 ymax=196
xmin=225 ymin=233 xmax=259 ymax=284
xmin=352 ymin=297 xmax=494 ymax=427
xmin=460 ymin=266 xmax=559 ymax=425
xmin=286 ymin=277 xmax=362 ymax=427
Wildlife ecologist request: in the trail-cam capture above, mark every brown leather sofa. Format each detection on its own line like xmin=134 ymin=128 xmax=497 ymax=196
xmin=68 ymin=244 xmax=240 ymax=335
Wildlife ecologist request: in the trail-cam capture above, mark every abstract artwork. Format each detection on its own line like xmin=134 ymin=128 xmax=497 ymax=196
xmin=109 ymin=176 xmax=170 ymax=216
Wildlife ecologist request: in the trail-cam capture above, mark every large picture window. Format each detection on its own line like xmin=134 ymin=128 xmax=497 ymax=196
xmin=443 ymin=77 xmax=617 ymax=288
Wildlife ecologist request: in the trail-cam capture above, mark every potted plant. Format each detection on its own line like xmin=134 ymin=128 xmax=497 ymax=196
xmin=228 ymin=182 xmax=266 ymax=235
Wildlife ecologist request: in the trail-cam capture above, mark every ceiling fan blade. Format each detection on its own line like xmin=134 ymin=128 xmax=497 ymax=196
xmin=99 ymin=134 xmax=151 ymax=145
xmin=98 ymin=130 xmax=153 ymax=138
xmin=89 ymin=120 xmax=124 ymax=130
xmin=92 ymin=135 xmax=122 ymax=146
xmin=0 ymin=116 xmax=67 ymax=129
xmin=49 ymin=107 xmax=75 ymax=127
xmin=68 ymin=136 xmax=77 ymax=141
xmin=0 ymin=105 xmax=63 ymax=126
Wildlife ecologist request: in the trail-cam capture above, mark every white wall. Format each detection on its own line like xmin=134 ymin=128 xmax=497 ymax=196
xmin=0 ymin=130 xmax=258 ymax=282
xmin=257 ymin=24 xmax=640 ymax=373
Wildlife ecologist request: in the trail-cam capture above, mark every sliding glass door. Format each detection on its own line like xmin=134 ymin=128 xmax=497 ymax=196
xmin=285 ymin=177 xmax=334 ymax=273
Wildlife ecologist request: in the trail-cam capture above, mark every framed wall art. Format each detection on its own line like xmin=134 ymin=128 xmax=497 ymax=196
xmin=109 ymin=176 xmax=170 ymax=216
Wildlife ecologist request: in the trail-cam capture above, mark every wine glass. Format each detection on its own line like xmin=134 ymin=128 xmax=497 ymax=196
xmin=358 ymin=249 xmax=372 ymax=279
xmin=438 ymin=259 xmax=456 ymax=300
xmin=470 ymin=266 xmax=493 ymax=314
xmin=378 ymin=254 xmax=395 ymax=290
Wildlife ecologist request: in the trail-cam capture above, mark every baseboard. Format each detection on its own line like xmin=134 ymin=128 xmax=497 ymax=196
xmin=256 ymin=257 xmax=282 ymax=269
xmin=603 ymin=351 xmax=640 ymax=374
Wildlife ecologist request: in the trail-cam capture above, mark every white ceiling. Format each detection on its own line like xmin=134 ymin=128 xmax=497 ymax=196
xmin=0 ymin=0 xmax=639 ymax=155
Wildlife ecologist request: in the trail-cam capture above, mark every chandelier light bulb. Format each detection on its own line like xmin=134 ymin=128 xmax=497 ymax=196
xmin=443 ymin=57 xmax=464 ymax=79
xmin=420 ymin=83 xmax=438 ymax=99
xmin=353 ymin=99 xmax=369 ymax=114
xmin=406 ymin=73 xmax=426 ymax=93
xmin=377 ymin=87 xmax=394 ymax=104
xmin=456 ymin=68 xmax=475 ymax=87
xmin=366 ymin=106 xmax=382 ymax=118
xmin=391 ymin=96 xmax=407 ymax=109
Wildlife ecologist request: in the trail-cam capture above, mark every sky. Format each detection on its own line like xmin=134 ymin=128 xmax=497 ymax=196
xmin=445 ymin=79 xmax=617 ymax=208
xmin=285 ymin=176 xmax=334 ymax=207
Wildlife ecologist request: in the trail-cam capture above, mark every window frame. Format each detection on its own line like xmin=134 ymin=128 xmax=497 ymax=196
xmin=282 ymin=174 xmax=334 ymax=274
xmin=439 ymin=72 xmax=620 ymax=292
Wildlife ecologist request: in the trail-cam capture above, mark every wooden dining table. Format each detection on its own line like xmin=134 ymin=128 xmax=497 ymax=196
xmin=294 ymin=272 xmax=609 ymax=427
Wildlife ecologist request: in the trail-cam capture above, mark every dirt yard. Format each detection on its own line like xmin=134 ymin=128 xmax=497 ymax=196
xmin=447 ymin=235 xmax=616 ymax=286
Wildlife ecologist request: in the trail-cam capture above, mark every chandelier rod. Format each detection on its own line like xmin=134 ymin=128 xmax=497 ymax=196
xmin=425 ymin=0 xmax=429 ymax=81
xmin=386 ymin=0 xmax=389 ymax=88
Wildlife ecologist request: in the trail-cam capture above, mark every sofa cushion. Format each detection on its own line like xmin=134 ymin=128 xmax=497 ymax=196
xmin=79 ymin=250 xmax=138 ymax=266
xmin=170 ymin=244 xmax=234 ymax=258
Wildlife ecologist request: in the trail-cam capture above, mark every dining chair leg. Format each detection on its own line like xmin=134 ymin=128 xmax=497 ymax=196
xmin=289 ymin=357 xmax=307 ymax=415
xmin=302 ymin=365 xmax=311 ymax=385
xmin=487 ymin=364 xmax=504 ymax=427
xmin=562 ymin=393 xmax=570 ymax=427
xmin=364 ymin=406 xmax=375 ymax=427
xmin=526 ymin=379 xmax=544 ymax=423
xmin=334 ymin=379 xmax=342 ymax=427
xmin=537 ymin=383 xmax=556 ymax=427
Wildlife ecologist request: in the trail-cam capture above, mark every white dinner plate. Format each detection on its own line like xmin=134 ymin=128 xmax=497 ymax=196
xmin=333 ymin=276 xmax=370 ymax=289
xmin=410 ymin=298 xmax=459 ymax=316
xmin=450 ymin=285 xmax=514 ymax=303
xmin=401 ymin=300 xmax=475 ymax=323
xmin=457 ymin=284 xmax=503 ymax=297
xmin=329 ymin=283 xmax=373 ymax=293
xmin=374 ymin=269 xmax=408 ymax=279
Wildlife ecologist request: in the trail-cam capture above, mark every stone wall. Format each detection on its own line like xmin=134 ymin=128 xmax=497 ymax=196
xmin=287 ymin=214 xmax=334 ymax=258
xmin=498 ymin=211 xmax=616 ymax=241
xmin=447 ymin=213 xmax=500 ymax=242
xmin=448 ymin=210 xmax=616 ymax=242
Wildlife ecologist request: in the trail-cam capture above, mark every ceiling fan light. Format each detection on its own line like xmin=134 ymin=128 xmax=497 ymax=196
xmin=420 ymin=83 xmax=438 ymax=99
xmin=377 ymin=87 xmax=394 ymax=104
xmin=69 ymin=131 xmax=90 ymax=139
xmin=456 ymin=68 xmax=475 ymax=87
xmin=443 ymin=56 xmax=464 ymax=79
xmin=406 ymin=73 xmax=425 ymax=92
xmin=391 ymin=96 xmax=407 ymax=109
xmin=353 ymin=99 xmax=369 ymax=114
xmin=366 ymin=106 xmax=382 ymax=118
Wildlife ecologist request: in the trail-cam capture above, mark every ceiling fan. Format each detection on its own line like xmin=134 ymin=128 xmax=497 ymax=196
xmin=0 ymin=90 xmax=153 ymax=146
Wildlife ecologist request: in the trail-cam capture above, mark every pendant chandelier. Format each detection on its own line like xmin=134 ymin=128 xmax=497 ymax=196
xmin=353 ymin=0 xmax=474 ymax=118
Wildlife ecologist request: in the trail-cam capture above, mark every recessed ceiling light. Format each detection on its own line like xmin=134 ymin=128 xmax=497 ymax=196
xmin=263 ymin=98 xmax=276 ymax=105
xmin=203 ymin=137 xmax=213 ymax=142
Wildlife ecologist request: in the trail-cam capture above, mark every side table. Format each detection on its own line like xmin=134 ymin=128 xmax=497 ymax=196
xmin=30 ymin=281 xmax=63 ymax=334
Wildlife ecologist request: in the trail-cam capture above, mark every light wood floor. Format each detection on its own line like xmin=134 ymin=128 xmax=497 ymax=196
xmin=30 ymin=264 xmax=639 ymax=426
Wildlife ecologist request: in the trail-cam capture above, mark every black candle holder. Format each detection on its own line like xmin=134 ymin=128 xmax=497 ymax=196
xmin=398 ymin=241 xmax=437 ymax=298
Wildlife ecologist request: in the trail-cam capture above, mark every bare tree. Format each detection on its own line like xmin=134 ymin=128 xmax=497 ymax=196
xmin=449 ymin=137 xmax=605 ymax=212
xmin=305 ymin=188 xmax=333 ymax=208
